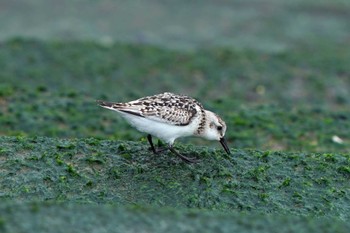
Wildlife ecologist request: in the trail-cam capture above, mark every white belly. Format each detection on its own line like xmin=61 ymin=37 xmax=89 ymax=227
xmin=119 ymin=112 xmax=198 ymax=144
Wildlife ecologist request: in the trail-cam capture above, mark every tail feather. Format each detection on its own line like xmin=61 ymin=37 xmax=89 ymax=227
xmin=97 ymin=100 xmax=143 ymax=117
xmin=96 ymin=100 xmax=116 ymax=108
xmin=97 ymin=100 xmax=127 ymax=109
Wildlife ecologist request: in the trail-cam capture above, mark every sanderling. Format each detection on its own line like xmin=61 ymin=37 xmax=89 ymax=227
xmin=97 ymin=92 xmax=230 ymax=163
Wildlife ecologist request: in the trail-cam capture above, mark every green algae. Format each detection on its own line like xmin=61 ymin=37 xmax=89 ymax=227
xmin=0 ymin=136 xmax=349 ymax=219
xmin=0 ymin=39 xmax=349 ymax=153
xmin=1 ymin=202 xmax=350 ymax=233
xmin=0 ymin=38 xmax=349 ymax=232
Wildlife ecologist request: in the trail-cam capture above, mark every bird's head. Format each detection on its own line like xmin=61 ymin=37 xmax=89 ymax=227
xmin=201 ymin=110 xmax=230 ymax=155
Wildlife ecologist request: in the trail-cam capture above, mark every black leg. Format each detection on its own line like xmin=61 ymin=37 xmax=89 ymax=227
xmin=147 ymin=135 xmax=199 ymax=163
xmin=147 ymin=134 xmax=168 ymax=154
xmin=147 ymin=134 xmax=157 ymax=154
xmin=169 ymin=146 xmax=199 ymax=164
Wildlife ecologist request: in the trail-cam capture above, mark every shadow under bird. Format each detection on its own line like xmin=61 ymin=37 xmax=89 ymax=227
xmin=97 ymin=92 xmax=230 ymax=163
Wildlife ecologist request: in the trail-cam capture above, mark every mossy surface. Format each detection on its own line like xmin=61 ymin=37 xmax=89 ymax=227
xmin=1 ymin=202 xmax=350 ymax=233
xmin=0 ymin=39 xmax=349 ymax=232
xmin=0 ymin=39 xmax=349 ymax=153
xmin=1 ymin=136 xmax=349 ymax=218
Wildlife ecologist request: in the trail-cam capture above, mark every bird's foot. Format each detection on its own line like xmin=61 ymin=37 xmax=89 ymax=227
xmin=148 ymin=146 xmax=168 ymax=154
xmin=169 ymin=147 xmax=200 ymax=163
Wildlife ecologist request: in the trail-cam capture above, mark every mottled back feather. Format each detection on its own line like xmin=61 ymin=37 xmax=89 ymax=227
xmin=98 ymin=92 xmax=202 ymax=126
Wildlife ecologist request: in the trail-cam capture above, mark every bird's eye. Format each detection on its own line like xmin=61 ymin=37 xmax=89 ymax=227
xmin=217 ymin=126 xmax=222 ymax=131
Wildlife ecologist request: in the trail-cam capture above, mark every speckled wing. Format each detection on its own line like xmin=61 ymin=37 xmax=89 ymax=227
xmin=97 ymin=93 xmax=200 ymax=126
xmin=136 ymin=93 xmax=200 ymax=126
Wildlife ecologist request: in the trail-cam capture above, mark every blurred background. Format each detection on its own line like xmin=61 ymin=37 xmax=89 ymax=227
xmin=1 ymin=0 xmax=349 ymax=51
xmin=0 ymin=0 xmax=349 ymax=150
xmin=1 ymin=1 xmax=350 ymax=232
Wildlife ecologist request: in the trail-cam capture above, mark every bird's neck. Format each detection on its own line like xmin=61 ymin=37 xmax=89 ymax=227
xmin=195 ymin=109 xmax=208 ymax=136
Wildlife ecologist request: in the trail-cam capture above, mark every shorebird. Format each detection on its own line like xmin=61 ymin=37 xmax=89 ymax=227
xmin=97 ymin=92 xmax=230 ymax=163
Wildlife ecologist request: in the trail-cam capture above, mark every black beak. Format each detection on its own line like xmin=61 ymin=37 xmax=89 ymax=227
xmin=219 ymin=137 xmax=231 ymax=155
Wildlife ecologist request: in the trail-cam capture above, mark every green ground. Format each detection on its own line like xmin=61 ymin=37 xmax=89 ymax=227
xmin=0 ymin=39 xmax=349 ymax=232
xmin=0 ymin=1 xmax=350 ymax=232
xmin=1 ymin=136 xmax=350 ymax=215
xmin=1 ymin=203 xmax=349 ymax=233
xmin=0 ymin=39 xmax=349 ymax=152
